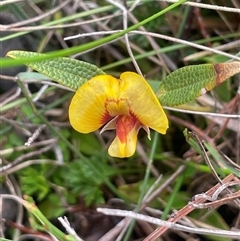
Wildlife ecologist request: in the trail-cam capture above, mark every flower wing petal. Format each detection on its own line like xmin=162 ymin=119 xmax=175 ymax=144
xmin=69 ymin=75 xmax=119 ymax=133
xmin=119 ymin=72 xmax=169 ymax=134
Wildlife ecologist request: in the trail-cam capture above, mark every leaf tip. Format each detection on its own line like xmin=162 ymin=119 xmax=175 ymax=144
xmin=6 ymin=50 xmax=15 ymax=58
xmin=214 ymin=61 xmax=240 ymax=85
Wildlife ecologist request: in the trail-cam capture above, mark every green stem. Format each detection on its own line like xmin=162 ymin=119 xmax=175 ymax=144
xmin=123 ymin=132 xmax=159 ymax=241
xmin=24 ymin=196 xmax=76 ymax=241
xmin=161 ymin=173 xmax=184 ymax=220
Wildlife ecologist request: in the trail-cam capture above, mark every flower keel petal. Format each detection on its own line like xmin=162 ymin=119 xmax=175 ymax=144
xmin=108 ymin=115 xmax=140 ymax=158
xmin=108 ymin=127 xmax=138 ymax=158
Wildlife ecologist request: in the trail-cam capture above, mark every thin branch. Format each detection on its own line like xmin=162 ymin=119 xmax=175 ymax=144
xmin=25 ymin=125 xmax=46 ymax=146
xmin=144 ymin=174 xmax=237 ymax=240
xmin=0 ymin=14 xmax=118 ymax=32
xmin=190 ymin=190 xmax=240 ymax=209
xmin=105 ymin=0 xmax=142 ymax=75
xmin=3 ymin=0 xmax=72 ymax=29
xmin=1 ymin=159 xmax=60 ymax=175
xmin=0 ymin=87 xmax=21 ymax=106
xmin=0 ymin=138 xmax=57 ymax=156
xmin=58 ymin=217 xmax=84 ymax=241
xmin=97 ymin=207 xmax=240 ymax=239
xmin=165 ymin=106 xmax=240 ymax=118
xmin=184 ymin=39 xmax=240 ymax=61
xmin=64 ymin=30 xmax=240 ymax=61
xmin=0 ymin=0 xmax=23 ymax=6
xmin=193 ymin=181 xmax=240 ymax=202
xmin=160 ymin=0 xmax=240 ymax=13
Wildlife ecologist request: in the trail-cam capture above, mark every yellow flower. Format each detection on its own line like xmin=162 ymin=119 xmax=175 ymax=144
xmin=69 ymin=72 xmax=168 ymax=158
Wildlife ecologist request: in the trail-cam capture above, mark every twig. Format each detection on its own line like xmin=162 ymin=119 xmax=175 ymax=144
xmin=0 ymin=0 xmax=23 ymax=6
xmin=164 ymin=106 xmax=240 ymax=119
xmin=32 ymin=84 xmax=49 ymax=102
xmin=25 ymin=125 xmax=46 ymax=146
xmin=190 ymin=190 xmax=240 ymax=209
xmin=143 ymin=174 xmax=237 ymax=240
xmin=142 ymin=165 xmax=186 ymax=208
xmin=184 ymin=40 xmax=240 ymax=61
xmin=190 ymin=181 xmax=240 ymax=209
xmin=0 ymin=14 xmax=118 ymax=32
xmin=64 ymin=30 xmax=240 ymax=61
xmin=0 ymin=87 xmax=21 ymax=107
xmin=0 ymin=138 xmax=57 ymax=156
xmin=58 ymin=217 xmax=84 ymax=241
xmin=5 ymin=220 xmax=53 ymax=241
xmin=160 ymin=0 xmax=240 ymax=13
xmin=193 ymin=181 xmax=240 ymax=202
xmin=1 ymin=195 xmax=79 ymax=241
xmin=1 ymin=159 xmax=60 ymax=175
xmin=3 ymin=0 xmax=72 ymax=29
xmin=105 ymin=0 xmax=142 ymax=75
xmin=97 ymin=207 xmax=240 ymax=239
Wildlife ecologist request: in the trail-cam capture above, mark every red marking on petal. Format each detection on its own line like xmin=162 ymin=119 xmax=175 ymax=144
xmin=101 ymin=111 xmax=112 ymax=125
xmin=116 ymin=115 xmax=139 ymax=143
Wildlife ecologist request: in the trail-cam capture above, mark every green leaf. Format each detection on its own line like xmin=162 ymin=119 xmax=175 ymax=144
xmin=157 ymin=62 xmax=240 ymax=106
xmin=7 ymin=51 xmax=105 ymax=90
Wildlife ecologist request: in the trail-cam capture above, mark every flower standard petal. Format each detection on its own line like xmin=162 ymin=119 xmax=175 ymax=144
xmin=119 ymin=72 xmax=169 ymax=134
xmin=69 ymin=75 xmax=119 ymax=133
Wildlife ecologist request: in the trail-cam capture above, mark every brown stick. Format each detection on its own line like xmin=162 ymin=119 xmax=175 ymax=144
xmin=144 ymin=174 xmax=237 ymax=241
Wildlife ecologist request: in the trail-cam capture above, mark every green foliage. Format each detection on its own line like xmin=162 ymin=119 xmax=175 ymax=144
xmin=4 ymin=130 xmax=23 ymax=152
xmin=19 ymin=150 xmax=119 ymax=207
xmin=20 ymin=167 xmax=50 ymax=201
xmin=20 ymin=103 xmax=42 ymax=124
xmin=71 ymin=132 xmax=102 ymax=156
xmin=19 ymin=155 xmax=117 ymax=209
xmin=38 ymin=193 xmax=65 ymax=219
xmin=63 ymin=157 xmax=117 ymax=206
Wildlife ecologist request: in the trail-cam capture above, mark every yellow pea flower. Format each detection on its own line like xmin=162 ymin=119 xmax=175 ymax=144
xmin=69 ymin=72 xmax=168 ymax=158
